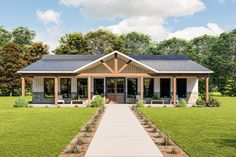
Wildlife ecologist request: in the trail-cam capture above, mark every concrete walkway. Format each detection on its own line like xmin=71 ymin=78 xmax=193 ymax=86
xmin=85 ymin=105 xmax=163 ymax=157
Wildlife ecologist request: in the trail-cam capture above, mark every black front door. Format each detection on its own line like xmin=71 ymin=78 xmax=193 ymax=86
xmin=106 ymin=77 xmax=125 ymax=104
xmin=160 ymin=78 xmax=171 ymax=98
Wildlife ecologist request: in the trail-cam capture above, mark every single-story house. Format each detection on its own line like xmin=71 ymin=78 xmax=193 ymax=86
xmin=18 ymin=51 xmax=213 ymax=105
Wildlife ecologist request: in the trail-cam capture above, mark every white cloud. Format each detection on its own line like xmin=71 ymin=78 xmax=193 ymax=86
xmin=59 ymin=0 xmax=206 ymax=19
xmin=37 ymin=9 xmax=60 ymax=25
xmin=58 ymin=0 xmax=224 ymax=45
xmin=167 ymin=23 xmax=224 ymax=40
xmin=34 ymin=26 xmax=63 ymax=52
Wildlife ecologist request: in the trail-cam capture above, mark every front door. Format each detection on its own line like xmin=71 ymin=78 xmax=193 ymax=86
xmin=106 ymin=77 xmax=125 ymax=104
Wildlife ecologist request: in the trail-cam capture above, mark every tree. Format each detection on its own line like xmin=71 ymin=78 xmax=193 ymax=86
xmin=153 ymin=38 xmax=191 ymax=56
xmin=120 ymin=32 xmax=152 ymax=54
xmin=12 ymin=27 xmax=36 ymax=46
xmin=24 ymin=42 xmax=49 ymax=65
xmin=0 ymin=26 xmax=12 ymax=48
xmin=0 ymin=42 xmax=26 ymax=96
xmin=209 ymin=30 xmax=236 ymax=93
xmin=85 ymin=29 xmax=121 ymax=54
xmin=55 ymin=32 xmax=90 ymax=54
xmin=190 ymin=35 xmax=217 ymax=64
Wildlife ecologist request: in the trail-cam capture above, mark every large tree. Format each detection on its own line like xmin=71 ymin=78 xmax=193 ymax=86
xmin=209 ymin=30 xmax=236 ymax=93
xmin=190 ymin=35 xmax=217 ymax=64
xmin=0 ymin=42 xmax=26 ymax=96
xmin=12 ymin=27 xmax=36 ymax=47
xmin=153 ymin=38 xmax=192 ymax=56
xmin=85 ymin=29 xmax=121 ymax=54
xmin=0 ymin=26 xmax=12 ymax=48
xmin=120 ymin=32 xmax=152 ymax=54
xmin=55 ymin=32 xmax=90 ymax=55
xmin=24 ymin=42 xmax=49 ymax=65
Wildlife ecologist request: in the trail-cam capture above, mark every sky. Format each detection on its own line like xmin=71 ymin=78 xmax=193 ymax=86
xmin=0 ymin=0 xmax=236 ymax=51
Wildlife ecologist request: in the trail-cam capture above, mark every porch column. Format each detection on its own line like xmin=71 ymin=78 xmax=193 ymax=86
xmin=172 ymin=76 xmax=176 ymax=106
xmin=54 ymin=76 xmax=59 ymax=106
xmin=21 ymin=77 xmax=25 ymax=97
xmin=140 ymin=76 xmax=144 ymax=101
xmin=88 ymin=76 xmax=91 ymax=104
xmin=205 ymin=77 xmax=209 ymax=104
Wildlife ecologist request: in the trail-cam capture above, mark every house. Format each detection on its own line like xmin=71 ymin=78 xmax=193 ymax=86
xmin=18 ymin=51 xmax=213 ymax=105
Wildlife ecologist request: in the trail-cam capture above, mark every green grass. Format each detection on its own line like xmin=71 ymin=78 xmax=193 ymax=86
xmin=0 ymin=96 xmax=97 ymax=157
xmin=140 ymin=97 xmax=236 ymax=157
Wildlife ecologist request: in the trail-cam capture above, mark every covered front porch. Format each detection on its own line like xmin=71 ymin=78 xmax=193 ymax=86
xmin=19 ymin=51 xmax=211 ymax=106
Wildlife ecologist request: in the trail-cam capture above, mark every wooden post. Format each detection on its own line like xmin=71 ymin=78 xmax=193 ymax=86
xmin=88 ymin=76 xmax=91 ymax=104
xmin=205 ymin=77 xmax=209 ymax=104
xmin=114 ymin=53 xmax=118 ymax=73
xmin=140 ymin=76 xmax=144 ymax=101
xmin=21 ymin=77 xmax=25 ymax=97
xmin=173 ymin=76 xmax=176 ymax=106
xmin=54 ymin=76 xmax=59 ymax=106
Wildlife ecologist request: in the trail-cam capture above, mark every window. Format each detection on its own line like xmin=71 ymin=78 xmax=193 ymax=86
xmin=60 ymin=78 xmax=71 ymax=98
xmin=44 ymin=78 xmax=54 ymax=98
xmin=77 ymin=78 xmax=88 ymax=99
xmin=127 ymin=78 xmax=137 ymax=98
xmin=160 ymin=78 xmax=170 ymax=98
xmin=94 ymin=78 xmax=104 ymax=95
xmin=144 ymin=78 xmax=154 ymax=98
xmin=177 ymin=78 xmax=187 ymax=98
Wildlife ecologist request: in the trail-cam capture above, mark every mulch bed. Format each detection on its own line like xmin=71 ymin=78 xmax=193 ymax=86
xmin=59 ymin=107 xmax=105 ymax=157
xmin=131 ymin=106 xmax=189 ymax=157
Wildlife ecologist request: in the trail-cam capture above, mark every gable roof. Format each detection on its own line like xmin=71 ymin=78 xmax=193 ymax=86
xmin=18 ymin=51 xmax=213 ymax=74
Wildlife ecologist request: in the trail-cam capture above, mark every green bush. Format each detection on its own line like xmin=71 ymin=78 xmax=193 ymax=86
xmin=91 ymin=95 xmax=104 ymax=107
xmin=196 ymin=96 xmax=205 ymax=106
xmin=210 ymin=92 xmax=222 ymax=96
xmin=136 ymin=100 xmax=144 ymax=108
xmin=207 ymin=97 xmax=221 ymax=107
xmin=176 ymin=99 xmax=187 ymax=107
xmin=13 ymin=97 xmax=29 ymax=107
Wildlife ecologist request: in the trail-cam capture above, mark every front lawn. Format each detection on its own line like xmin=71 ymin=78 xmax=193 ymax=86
xmin=140 ymin=97 xmax=236 ymax=157
xmin=0 ymin=96 xmax=97 ymax=157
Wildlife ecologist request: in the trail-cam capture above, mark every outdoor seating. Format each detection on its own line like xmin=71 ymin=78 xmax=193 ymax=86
xmin=57 ymin=95 xmax=65 ymax=104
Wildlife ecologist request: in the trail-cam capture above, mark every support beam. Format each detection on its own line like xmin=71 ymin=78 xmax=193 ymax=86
xmin=77 ymin=73 xmax=151 ymax=77
xmin=101 ymin=60 xmax=115 ymax=73
xmin=172 ymin=76 xmax=176 ymax=106
xmin=21 ymin=77 xmax=25 ymax=97
xmin=118 ymin=60 xmax=132 ymax=73
xmin=205 ymin=77 xmax=209 ymax=104
xmin=114 ymin=53 xmax=118 ymax=73
xmin=88 ymin=76 xmax=91 ymax=104
xmin=140 ymin=76 xmax=144 ymax=101
xmin=54 ymin=76 xmax=59 ymax=106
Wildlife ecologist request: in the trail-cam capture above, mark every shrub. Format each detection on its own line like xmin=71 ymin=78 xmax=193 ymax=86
xmin=91 ymin=95 xmax=104 ymax=107
xmin=136 ymin=100 xmax=144 ymax=108
xmin=196 ymin=96 xmax=205 ymax=106
xmin=13 ymin=97 xmax=28 ymax=107
xmin=207 ymin=97 xmax=221 ymax=107
xmin=176 ymin=99 xmax=187 ymax=107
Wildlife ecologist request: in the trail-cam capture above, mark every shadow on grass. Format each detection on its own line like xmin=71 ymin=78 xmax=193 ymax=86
xmin=211 ymin=138 xmax=236 ymax=148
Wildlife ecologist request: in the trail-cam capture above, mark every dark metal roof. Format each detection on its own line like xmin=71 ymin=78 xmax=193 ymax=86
xmin=19 ymin=53 xmax=212 ymax=73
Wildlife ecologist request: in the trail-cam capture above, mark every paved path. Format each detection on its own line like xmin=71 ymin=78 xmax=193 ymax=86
xmin=85 ymin=105 xmax=163 ymax=157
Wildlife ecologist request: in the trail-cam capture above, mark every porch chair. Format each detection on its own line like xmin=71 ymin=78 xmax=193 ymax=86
xmin=57 ymin=95 xmax=65 ymax=104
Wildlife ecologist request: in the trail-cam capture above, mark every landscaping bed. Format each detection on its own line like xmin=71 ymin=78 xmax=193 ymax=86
xmin=132 ymin=106 xmax=188 ymax=157
xmin=60 ymin=106 xmax=105 ymax=157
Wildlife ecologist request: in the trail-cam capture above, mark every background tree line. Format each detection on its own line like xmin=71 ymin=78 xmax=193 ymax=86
xmin=0 ymin=27 xmax=235 ymax=96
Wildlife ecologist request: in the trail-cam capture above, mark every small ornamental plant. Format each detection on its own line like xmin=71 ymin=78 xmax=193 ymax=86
xmin=13 ymin=97 xmax=28 ymax=107
xmin=176 ymin=99 xmax=187 ymax=107
xmin=91 ymin=95 xmax=104 ymax=107
xmin=136 ymin=100 xmax=144 ymax=108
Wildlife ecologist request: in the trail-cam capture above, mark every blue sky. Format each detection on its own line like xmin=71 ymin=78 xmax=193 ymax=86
xmin=0 ymin=0 xmax=235 ymax=50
